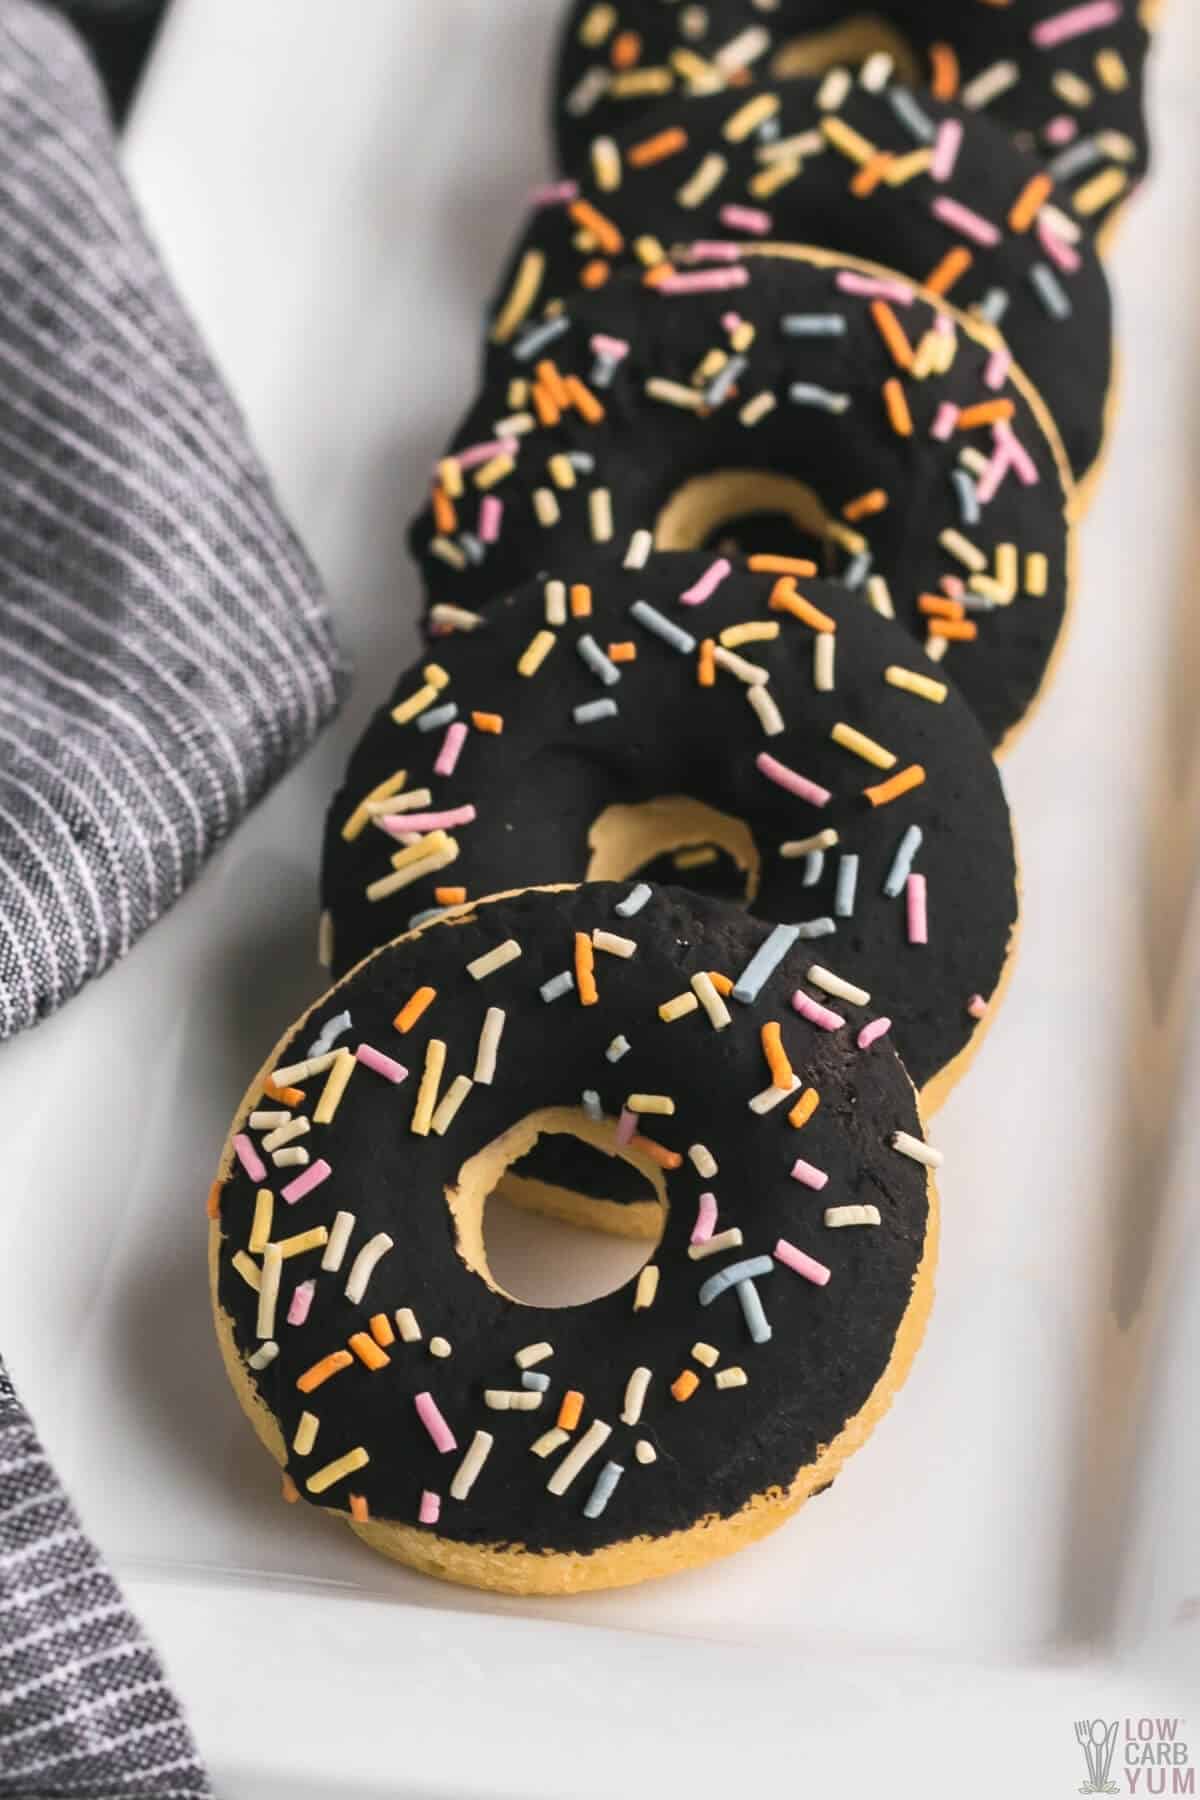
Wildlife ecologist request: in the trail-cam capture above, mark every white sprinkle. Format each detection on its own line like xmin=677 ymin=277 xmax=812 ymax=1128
xmin=248 ymin=1110 xmax=290 ymax=1131
xmin=748 ymin=1075 xmax=801 ymax=1115
xmin=431 ymin=1074 xmax=474 ymax=1135
xmin=271 ymin=1147 xmax=310 ymax=1169
xmin=606 ymin=1034 xmax=631 ymax=1062
xmin=395 ymin=1307 xmax=421 ymax=1342
xmin=688 ymin=1227 xmax=745 ymax=1260
xmin=825 ymin=1204 xmax=882 ymax=1228
xmin=616 ymin=883 xmax=653 ymax=917
xmin=892 ymin=1130 xmax=943 ymax=1169
xmin=262 ymin=1115 xmax=309 ymax=1154
xmin=634 ymin=1439 xmax=657 ymax=1464
xmin=547 ymin=1420 xmax=612 ymax=1496
xmin=808 ymin=965 xmax=870 ymax=1006
xmin=621 ymin=1366 xmax=652 ymax=1426
xmin=531 ymin=1427 xmax=569 ymax=1459
xmin=344 ymin=1232 xmax=392 ymax=1305
xmin=688 ymin=1143 xmax=718 ymax=1178
xmin=623 ymin=527 xmax=653 ymax=569
xmin=485 ymin=1389 xmax=542 ymax=1411
xmin=715 ymin=1366 xmax=748 ymax=1390
xmin=814 ymin=632 xmax=835 ymax=692
xmin=515 ymin=1341 xmax=553 ymax=1369
xmin=248 ymin=1341 xmax=278 ymax=1372
xmin=692 ymin=1341 xmax=719 ymax=1368
xmin=292 ymin=1411 xmax=319 ymax=1455
xmin=593 ymin=929 xmax=636 ymax=957
xmin=467 ymin=939 xmax=522 ymax=980
xmin=544 ymin=578 xmax=567 ymax=625
xmin=589 ymin=487 xmax=614 ymax=543
xmin=321 ymin=1211 xmax=355 ymax=1273
xmin=473 ymin=1008 xmax=506 ymax=1085
xmin=817 ymin=65 xmax=852 ymax=109
xmin=449 ymin=1430 xmax=494 ymax=1501
xmin=429 ymin=1336 xmax=452 ymax=1359
xmin=747 ymin=683 xmax=785 ymax=735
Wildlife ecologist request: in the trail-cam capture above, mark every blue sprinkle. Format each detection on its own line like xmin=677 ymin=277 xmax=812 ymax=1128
xmin=842 ymin=551 xmax=872 ymax=590
xmin=630 ymin=599 xmax=696 ymax=655
xmin=577 ymin=634 xmax=621 ymax=686
xmin=1049 ymin=139 xmax=1103 ymax=182
xmin=591 ymin=353 xmax=619 ymax=389
xmin=1029 ymin=262 xmax=1072 ymax=322
xmin=802 ymin=851 xmax=825 ymax=888
xmin=541 ymin=970 xmax=575 ymax=1002
xmin=698 ymin=1255 xmax=775 ymax=1307
xmin=758 ymin=114 xmax=781 ymax=143
xmin=976 ymin=287 xmax=1010 ymax=326
xmin=736 ymin=1279 xmax=772 ymax=1344
xmin=568 ymin=450 xmax=596 ymax=473
xmin=834 ymin=855 xmax=859 ymax=919
xmin=513 ymin=314 xmax=571 ymax=361
xmin=416 ymin=701 xmax=457 ymax=733
xmin=705 ymin=353 xmax=747 ymax=408
xmin=952 ymin=468 xmax=981 ymax=527
xmin=960 ymin=591 xmax=996 ymax=613
xmin=582 ymin=1459 xmax=625 ymax=1520
xmin=306 ymin=1009 xmax=352 ymax=1057
xmin=459 ymin=533 xmax=484 ymax=565
xmin=795 ymin=917 xmax=837 ymax=940
xmin=886 ymin=86 xmax=936 ymax=142
xmin=883 ymin=825 xmax=923 ymax=897
xmin=789 ymin=382 xmax=851 ymax=413
xmin=781 ymin=313 xmax=847 ymax=337
xmin=616 ymin=883 xmax=652 ymax=917
xmin=574 ymin=699 xmax=619 ymax=724
xmin=522 ymin=1370 xmax=551 ymax=1392
xmin=581 ymin=1088 xmax=603 ymax=1120
xmin=731 ymin=922 xmax=800 ymax=1004
xmin=408 ymin=906 xmax=449 ymax=930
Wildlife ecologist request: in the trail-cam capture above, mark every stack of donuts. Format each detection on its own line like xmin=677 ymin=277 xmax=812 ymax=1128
xmin=208 ymin=2 xmax=1155 ymax=1595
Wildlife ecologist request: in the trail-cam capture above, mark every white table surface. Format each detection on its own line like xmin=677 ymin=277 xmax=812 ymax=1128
xmin=2 ymin=1 xmax=1199 ymax=1792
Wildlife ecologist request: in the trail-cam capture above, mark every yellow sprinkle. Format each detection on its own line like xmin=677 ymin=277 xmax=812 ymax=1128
xmin=634 ymin=232 xmax=666 ymax=267
xmin=719 ymin=620 xmax=780 ymax=648
xmin=313 ymin=1047 xmax=355 ymax=1126
xmin=749 ymin=156 xmax=800 ymax=199
xmin=390 ymin=829 xmax=452 ymax=873
xmin=589 ymin=487 xmax=614 ymax=542
xmin=690 ymin=970 xmax=732 ymax=1030
xmin=626 ymin=1093 xmax=675 ymax=1116
xmin=391 ymin=684 xmax=438 ymax=726
xmin=366 ymin=839 xmax=458 ymax=901
xmin=659 ymin=991 xmax=700 ymax=1022
xmin=341 ymin=768 xmax=406 ymax=842
xmin=821 ymin=114 xmax=875 ymax=165
xmin=1026 ymin=552 xmax=1049 ymax=597
xmin=248 ymin=1189 xmax=273 ymax=1256
xmin=424 ymin=664 xmax=449 ymax=691
xmin=411 ymin=1039 xmax=446 ymax=1137
xmin=232 ymin=1250 xmax=261 ymax=1292
xmin=995 ymin=542 xmax=1019 ymax=601
xmin=578 ymin=3 xmax=615 ymax=47
xmin=306 ymin=1446 xmax=369 ymax=1496
xmin=1052 ymin=68 xmax=1093 ymax=107
xmin=467 ymin=939 xmax=522 ymax=980
xmin=292 ymin=1412 xmax=319 ymax=1457
xmin=1095 ymin=47 xmax=1128 ymax=91
xmin=591 ymin=134 xmax=621 ymax=191
xmin=939 ymin=528 xmax=988 ymax=573
xmin=430 ymin=1073 xmax=473 ymax=1136
xmin=715 ymin=1367 xmax=748 ymax=1390
xmin=518 ymin=629 xmax=557 ymax=677
xmin=548 ymin=453 xmax=576 ymax=489
xmin=275 ymin=1226 xmax=330 ymax=1260
xmin=437 ymin=457 xmax=463 ymax=500
xmin=723 ymin=92 xmax=779 ymax=142
xmin=692 ymin=1341 xmax=720 ymax=1368
xmin=490 ymin=248 xmax=545 ymax=345
xmin=739 ymin=390 xmax=777 ymax=426
xmin=832 ymin=721 xmax=896 ymax=769
xmin=677 ymin=151 xmax=727 ymax=208
xmin=533 ymin=487 xmax=560 ymax=527
xmin=634 ymin=1265 xmax=660 ymax=1311
xmin=475 ymin=453 xmax=513 ymax=490
xmin=610 ymin=66 xmax=673 ymax=99
xmin=885 ymin=147 xmax=934 ymax=185
xmin=1072 ymin=166 xmax=1128 ymax=217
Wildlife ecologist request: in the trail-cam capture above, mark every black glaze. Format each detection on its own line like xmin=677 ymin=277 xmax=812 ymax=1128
xmin=322 ymin=555 xmax=1017 ymax=1093
xmin=409 ymin=256 xmax=1072 ymax=747
xmin=492 ymin=78 xmax=1113 ymax=483
xmin=215 ymin=884 xmax=932 ymax=1555
xmin=552 ymin=0 xmax=1152 ymax=240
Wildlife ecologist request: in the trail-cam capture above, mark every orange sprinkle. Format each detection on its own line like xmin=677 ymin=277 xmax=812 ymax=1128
xmin=628 ymin=125 xmax=687 ymax=167
xmin=431 ymin=483 xmax=456 ymax=536
xmin=882 ymin=378 xmax=914 ymax=438
xmin=641 ymin=260 xmax=675 ymax=289
xmin=842 ymin=488 xmax=888 ymax=523
xmin=607 ymin=641 xmax=637 ymax=663
xmin=851 ymin=149 xmax=893 ymax=197
xmin=923 ymin=245 xmax=973 ymax=296
xmin=610 ymin=27 xmax=641 ymax=69
xmin=632 ymin=1132 xmax=683 ymax=1171
xmin=707 ymin=971 xmax=734 ymax=996
xmin=761 ymin=1021 xmax=794 ymax=1091
xmin=349 ymin=1332 xmax=390 ymax=1371
xmin=927 ymin=618 xmax=978 ymax=642
xmin=748 ymin=553 xmax=818 ymax=577
xmin=264 ymin=1077 xmax=304 ymax=1107
xmin=206 ymin=1180 xmax=221 ymax=1220
xmin=471 ymin=710 xmax=503 ymax=733
xmin=865 ymin=763 xmax=927 ymax=808
xmin=297 ymin=1350 xmax=354 ymax=1394
xmin=568 ymin=199 xmax=623 ymax=257
xmin=930 ymin=40 xmax=959 ymax=101
xmin=369 ymin=1312 xmax=395 ymax=1348
xmin=957 ymin=399 xmax=1015 ymax=430
xmin=769 ymin=577 xmax=836 ymax=633
xmin=564 ymin=373 xmax=605 ymax=424
xmin=918 ymin=594 xmax=965 ymax=620
xmin=393 ymin=985 xmax=436 ymax=1034
xmin=871 ymin=299 xmax=913 ymax=370
xmin=570 ymin=582 xmax=593 ymax=618
xmin=281 ymin=1473 xmax=300 ymax=1504
xmin=435 ymin=886 xmax=466 ymax=907
xmin=580 ymin=258 xmax=611 ymax=289
xmin=535 ymin=358 xmax=570 ymax=409
xmin=531 ymin=380 xmax=561 ymax=428
xmin=698 ymin=636 xmax=716 ymax=686
xmin=348 ymin=1493 xmax=369 ymax=1523
xmin=575 ymin=931 xmax=598 ymax=1006
xmin=789 ymin=1087 xmax=820 ymax=1130
xmin=1008 ymin=171 xmax=1053 ymax=234
xmin=557 ymin=1389 xmax=584 ymax=1432
xmin=672 ymin=1370 xmax=700 ymax=1403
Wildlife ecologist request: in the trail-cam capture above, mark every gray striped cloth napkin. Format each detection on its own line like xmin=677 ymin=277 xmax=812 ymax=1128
xmin=1 ymin=0 xmax=348 ymax=1789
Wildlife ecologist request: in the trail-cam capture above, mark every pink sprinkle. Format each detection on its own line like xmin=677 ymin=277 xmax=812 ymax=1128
xmin=857 ymin=1018 xmax=892 ymax=1050
xmin=355 ymin=1042 xmax=408 ymax=1084
xmin=721 ymin=312 xmax=744 ymax=333
xmin=591 ymin=333 xmax=629 ymax=359
xmin=233 ymin=1133 xmax=266 ymax=1183
xmin=790 ymin=1157 xmax=829 ymax=1192
xmin=434 ymin=723 xmax=469 ymax=779
xmin=756 ymin=752 xmax=831 ymax=808
xmin=479 ymin=495 xmax=503 ymax=544
xmin=692 ymin=1192 xmax=719 ymax=1244
xmin=1044 ymin=115 xmax=1078 ymax=147
xmin=414 ymin=1392 xmax=457 ymax=1454
xmin=934 ymin=314 xmax=955 ymax=339
xmin=940 ymin=574 xmax=965 ymax=599
xmin=931 ymin=401 xmax=959 ymax=441
xmin=680 ymin=557 xmax=732 ymax=605
xmin=994 ymin=421 xmax=1040 ymax=487
xmin=282 ymin=1159 xmax=332 ymax=1206
xmin=984 ymin=346 xmax=1012 ymax=391
xmin=968 ymin=993 xmax=989 ymax=1020
xmin=682 ymin=240 xmax=745 ymax=262
xmin=974 ymin=443 xmax=1010 ymax=506
xmin=453 ymin=437 xmax=518 ymax=471
xmin=287 ymin=1280 xmax=315 ymax=1326
xmin=931 ymin=117 xmax=963 ymax=182
xmin=931 ymin=195 xmax=1001 ymax=248
xmin=657 ymin=265 xmax=749 ymax=293
xmin=616 ymin=1107 xmax=636 ymax=1145
xmin=792 ymin=990 xmax=845 ymax=1032
xmin=837 ymin=270 xmax=913 ymax=304
xmin=1031 ymin=2 xmax=1121 ymax=51
xmin=719 ymin=203 xmax=772 ymax=235
xmin=775 ymin=1237 xmax=831 ymax=1287
xmin=1037 ymin=214 xmax=1081 ymax=273
xmin=530 ymin=178 xmax=578 ymax=207
xmin=381 ymin=806 xmax=476 ymax=836
xmin=907 ymin=873 xmax=929 ymax=945
xmin=418 ymin=1489 xmax=441 ymax=1525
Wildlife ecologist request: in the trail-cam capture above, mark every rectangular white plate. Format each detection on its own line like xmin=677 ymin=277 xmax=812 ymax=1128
xmin=2 ymin=1 xmax=1197 ymax=1791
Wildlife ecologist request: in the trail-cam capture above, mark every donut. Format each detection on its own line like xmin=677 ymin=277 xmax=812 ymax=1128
xmin=320 ymin=552 xmax=1019 ymax=1113
xmin=553 ymin=0 xmax=1155 ymax=244
xmin=209 ymin=882 xmax=938 ymax=1594
xmin=412 ymin=248 xmax=1076 ymax=750
xmin=491 ymin=76 xmax=1113 ymax=489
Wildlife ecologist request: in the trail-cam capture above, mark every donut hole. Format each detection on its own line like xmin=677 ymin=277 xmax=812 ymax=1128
xmin=768 ymin=15 xmax=920 ymax=85
xmin=654 ymin=470 xmax=843 ymax=573
xmin=586 ymin=795 xmax=760 ymax=905
xmin=451 ymin=1106 xmax=666 ymax=1308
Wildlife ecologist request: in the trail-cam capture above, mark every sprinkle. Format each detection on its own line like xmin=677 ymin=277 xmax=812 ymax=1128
xmin=698 ymin=1255 xmax=773 ymax=1307
xmin=531 ymin=1428 xmax=569 ymax=1459
xmin=826 ymin=1204 xmax=882 ymax=1229
xmin=789 ymin=1088 xmax=820 ymax=1131
xmin=1029 ymin=261 xmax=1072 ymax=321
xmin=808 ymin=965 xmax=870 ymax=1006
xmin=779 ymin=829 xmax=838 ymax=859
xmin=905 ymin=874 xmax=930 ymax=947
xmin=369 ymin=1313 xmax=394 ymax=1348
xmin=248 ymin=1340 xmax=277 ymax=1372
xmin=812 ymin=633 xmax=836 ymax=694
xmin=1033 ymin=2 xmax=1121 ymax=48
xmin=747 ymin=684 xmax=785 ymax=736
xmin=690 ymin=970 xmax=731 ymax=1031
xmin=280 ymin=1160 xmax=331 ymax=1206
xmin=449 ymin=1430 xmax=494 ymax=1502
xmin=414 ymin=1391 xmax=457 ymax=1453
xmin=541 ymin=970 xmax=575 ymax=1002
xmin=589 ymin=488 xmax=614 ymax=542
xmin=790 ymin=382 xmax=851 ymax=414
xmin=627 ymin=1093 xmax=674 ymax=1119
xmin=271 ymin=1147 xmax=308 ymax=1170
xmin=634 ymin=1439 xmax=657 ymax=1464
xmin=517 ymin=629 xmax=557 ymax=677
xmin=430 ymin=1074 xmax=473 ymax=1136
xmin=882 ymin=378 xmax=914 ymax=438
xmin=715 ymin=1367 xmax=748 ymax=1390
xmin=606 ymin=1034 xmax=631 ymax=1062
xmin=292 ymin=1412 xmax=319 ymax=1457
xmin=344 ymin=1232 xmax=392 ymax=1306
xmin=557 ymin=1389 xmax=584 ymax=1432
xmin=469 ymin=1007 xmax=505 ymax=1086
xmin=885 ymin=666 xmax=946 ymax=704
xmin=930 ymin=117 xmax=963 ymax=183
xmin=960 ymin=59 xmax=1019 ymax=110
xmin=310 ymin=1048 xmax=354 ymax=1127
xmin=731 ymin=922 xmax=799 ymax=1004
xmin=287 ymin=1280 xmax=315 ymax=1326
xmin=790 ymin=1156 xmax=829 ymax=1193
xmin=574 ymin=932 xmax=598 ymax=1007
xmin=275 ymin=1226 xmax=329 ymax=1261
xmin=246 ymin=1188 xmax=273 ymax=1256
xmin=234 ymin=1133 xmax=266 ymax=1183
xmin=892 ymin=1130 xmax=943 ymax=1169
xmin=757 ymin=1020 xmax=792 ymax=1091
xmin=349 ymin=1331 xmax=389 ymax=1371
xmin=931 ymin=195 xmax=1001 ymax=248
xmin=792 ymin=990 xmax=845 ymax=1032
xmin=834 ymin=855 xmax=859 ymax=919
xmin=306 ymin=1448 xmax=368 ymax=1496
xmin=680 ymin=558 xmax=732 ymax=606
xmin=633 ymin=1266 xmax=659 ymax=1310
xmin=774 ymin=1239 xmax=832 ymax=1287
xmin=296 ymin=1350 xmax=353 ymax=1393
xmin=736 ymin=1279 xmax=772 ymax=1343
xmin=485 ymin=1389 xmax=541 ymax=1412
xmin=547 ymin=1419 xmax=612 ymax=1497
xmin=393 ymin=986 xmax=436 ymax=1034
xmin=755 ymin=750 xmax=831 ymax=808
xmin=672 ymin=1369 xmax=700 ymax=1403
xmin=320 ymin=1211 xmax=355 ymax=1273
xmin=621 ymin=1367 xmax=652 ymax=1427
xmin=865 ymin=764 xmax=926 ymax=808
xmin=968 ymin=992 xmax=990 ymax=1021
xmin=748 ymin=1074 xmax=800 ymax=1116
xmin=658 ymin=263 xmax=750 ymax=296
xmin=615 ymin=882 xmax=652 ymax=917
xmin=689 ymin=1192 xmax=720 ymax=1247
xmin=466 ymin=939 xmax=522 ymax=982
xmin=418 ymin=1490 xmax=441 ymax=1525
xmin=395 ymin=1308 xmax=421 ymax=1343
xmin=411 ymin=1039 xmax=446 ymax=1136
xmin=689 ymin=1143 xmax=718 ymax=1178
xmin=575 ymin=634 xmax=620 ymax=688
xmin=630 ymin=599 xmax=695 ymax=654
xmin=574 ymin=698 xmax=619 ymax=724
xmin=691 ymin=1342 xmax=720 ymax=1370
xmin=739 ymin=391 xmax=777 ymax=426
xmin=582 ymin=1460 xmax=625 ymax=1520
